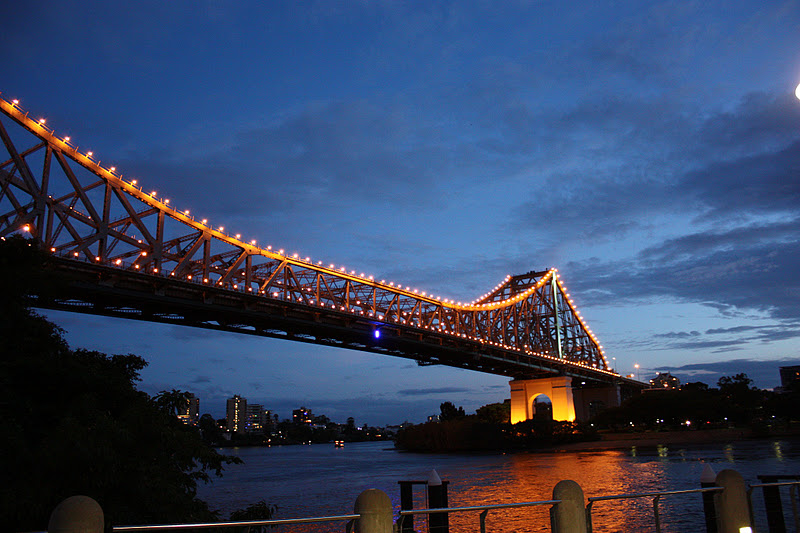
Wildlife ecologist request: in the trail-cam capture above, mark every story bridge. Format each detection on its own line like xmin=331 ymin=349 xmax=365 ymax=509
xmin=0 ymin=95 xmax=644 ymax=422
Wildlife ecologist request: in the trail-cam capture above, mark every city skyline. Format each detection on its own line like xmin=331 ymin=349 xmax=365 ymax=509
xmin=5 ymin=1 xmax=800 ymax=425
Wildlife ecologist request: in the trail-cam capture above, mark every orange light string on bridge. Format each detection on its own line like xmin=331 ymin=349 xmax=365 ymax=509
xmin=2 ymin=94 xmax=612 ymax=370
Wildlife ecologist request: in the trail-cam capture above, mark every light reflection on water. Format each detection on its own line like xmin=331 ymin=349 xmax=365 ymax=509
xmin=197 ymin=438 xmax=800 ymax=532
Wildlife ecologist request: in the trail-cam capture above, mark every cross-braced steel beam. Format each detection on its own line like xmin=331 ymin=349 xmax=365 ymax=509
xmin=0 ymin=96 xmax=617 ymax=383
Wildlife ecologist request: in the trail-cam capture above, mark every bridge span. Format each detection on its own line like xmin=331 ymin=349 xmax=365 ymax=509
xmin=0 ymin=95 xmax=645 ymax=421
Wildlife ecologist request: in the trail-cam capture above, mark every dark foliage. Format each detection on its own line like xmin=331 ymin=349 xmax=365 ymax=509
xmin=439 ymin=401 xmax=466 ymax=421
xmin=394 ymin=418 xmax=506 ymax=452
xmin=591 ymin=375 xmax=786 ymax=431
xmin=0 ymin=236 xmax=242 ymax=530
xmin=394 ymin=400 xmax=593 ymax=452
xmin=229 ymin=500 xmax=279 ymax=531
xmin=475 ymin=402 xmax=510 ymax=424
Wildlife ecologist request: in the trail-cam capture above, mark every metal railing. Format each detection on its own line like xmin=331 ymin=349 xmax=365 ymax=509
xmin=747 ymin=480 xmax=800 ymax=533
xmin=112 ymin=514 xmax=360 ymax=532
xmin=397 ymin=499 xmax=560 ymax=533
xmin=585 ymin=487 xmax=723 ymax=533
xmin=46 ymin=470 xmax=798 ymax=533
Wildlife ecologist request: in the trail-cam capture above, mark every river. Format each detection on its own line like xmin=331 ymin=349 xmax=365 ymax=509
xmin=197 ymin=438 xmax=800 ymax=532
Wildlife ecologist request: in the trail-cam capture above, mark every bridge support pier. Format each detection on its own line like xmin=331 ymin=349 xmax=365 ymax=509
xmin=510 ymin=376 xmax=576 ymax=423
xmin=510 ymin=377 xmax=622 ymax=423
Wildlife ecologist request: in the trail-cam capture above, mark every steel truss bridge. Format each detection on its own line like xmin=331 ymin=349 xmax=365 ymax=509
xmin=0 ymin=95 xmax=625 ymax=385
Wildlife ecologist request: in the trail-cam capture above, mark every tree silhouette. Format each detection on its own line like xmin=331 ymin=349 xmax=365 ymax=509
xmin=439 ymin=401 xmax=466 ymax=421
xmin=0 ymin=237 xmax=241 ymax=530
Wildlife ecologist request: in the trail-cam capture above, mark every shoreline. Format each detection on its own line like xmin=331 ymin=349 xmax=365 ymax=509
xmin=546 ymin=427 xmax=800 ymax=452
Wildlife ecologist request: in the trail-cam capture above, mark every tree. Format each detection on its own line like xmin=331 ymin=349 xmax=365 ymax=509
xmin=681 ymin=381 xmax=709 ymax=392
xmin=0 ymin=237 xmax=242 ymax=530
xmin=718 ymin=373 xmax=756 ymax=395
xmin=199 ymin=413 xmax=224 ymax=444
xmin=439 ymin=401 xmax=466 ymax=421
xmin=313 ymin=414 xmax=331 ymax=425
xmin=154 ymin=389 xmax=194 ymax=416
xmin=229 ymin=500 xmax=278 ymax=531
xmin=476 ymin=402 xmax=510 ymax=424
xmin=717 ymin=373 xmax=761 ymax=425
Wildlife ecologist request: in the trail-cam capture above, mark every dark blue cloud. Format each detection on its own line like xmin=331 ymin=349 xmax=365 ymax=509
xmin=653 ymin=359 xmax=800 ymax=389
xmin=397 ymin=387 xmax=470 ymax=396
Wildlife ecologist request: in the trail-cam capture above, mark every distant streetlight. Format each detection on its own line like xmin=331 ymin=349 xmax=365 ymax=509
xmin=634 ymin=363 xmax=640 ymax=381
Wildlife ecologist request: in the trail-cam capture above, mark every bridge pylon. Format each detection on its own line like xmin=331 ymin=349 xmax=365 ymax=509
xmin=510 ymin=377 xmax=623 ymax=423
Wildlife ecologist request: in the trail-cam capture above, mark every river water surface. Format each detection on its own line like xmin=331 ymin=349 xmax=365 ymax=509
xmin=198 ymin=438 xmax=800 ymax=532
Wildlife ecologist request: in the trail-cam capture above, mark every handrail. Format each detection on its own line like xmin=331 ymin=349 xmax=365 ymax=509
xmin=749 ymin=481 xmax=800 ymax=489
xmin=112 ymin=513 xmax=361 ymax=531
xmin=586 ymin=487 xmax=723 ymax=533
xmin=398 ymin=499 xmax=560 ymax=515
xmin=588 ymin=486 xmax=723 ymax=502
xmin=397 ymin=499 xmax=560 ymax=533
xmin=746 ymin=480 xmax=800 ymax=531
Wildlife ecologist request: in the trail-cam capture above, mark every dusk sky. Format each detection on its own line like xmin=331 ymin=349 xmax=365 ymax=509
xmin=4 ymin=1 xmax=800 ymax=425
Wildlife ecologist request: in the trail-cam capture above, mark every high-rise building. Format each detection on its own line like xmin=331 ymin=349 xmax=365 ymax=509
xmin=226 ymin=395 xmax=248 ymax=434
xmin=247 ymin=404 xmax=273 ymax=434
xmin=292 ymin=406 xmax=313 ymax=425
xmin=649 ymin=372 xmax=680 ymax=389
xmin=177 ymin=392 xmax=200 ymax=426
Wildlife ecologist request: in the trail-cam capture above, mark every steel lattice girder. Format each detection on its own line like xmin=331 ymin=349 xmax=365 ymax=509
xmin=0 ymin=96 xmax=613 ymax=382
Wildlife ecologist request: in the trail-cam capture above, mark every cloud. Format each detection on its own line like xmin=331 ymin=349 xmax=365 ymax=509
xmin=565 ymin=214 xmax=800 ymax=327
xmin=682 ymin=140 xmax=800 ymax=221
xmin=397 ymin=387 xmax=470 ymax=396
xmin=654 ymin=331 xmax=701 ymax=339
xmin=654 ymin=358 xmax=800 ymax=389
xmin=705 ymin=325 xmax=773 ymax=335
xmin=497 ymin=90 xmax=800 ymax=269
xmin=667 ymin=339 xmax=747 ymax=352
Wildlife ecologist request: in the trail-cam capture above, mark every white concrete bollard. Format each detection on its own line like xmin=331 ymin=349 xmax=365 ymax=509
xmin=550 ymin=479 xmax=586 ymax=533
xmin=48 ymin=495 xmax=104 ymax=533
xmin=713 ymin=469 xmax=752 ymax=533
xmin=353 ymin=488 xmax=393 ymax=533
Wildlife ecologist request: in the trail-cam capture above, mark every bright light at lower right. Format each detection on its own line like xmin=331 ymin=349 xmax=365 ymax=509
xmin=796 ymin=82 xmax=800 ymax=100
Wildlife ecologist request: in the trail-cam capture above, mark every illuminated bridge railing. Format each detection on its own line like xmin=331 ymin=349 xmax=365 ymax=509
xmin=1 ymin=93 xmax=611 ymax=377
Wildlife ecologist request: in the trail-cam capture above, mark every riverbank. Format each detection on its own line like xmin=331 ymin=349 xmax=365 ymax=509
xmin=548 ymin=427 xmax=800 ymax=452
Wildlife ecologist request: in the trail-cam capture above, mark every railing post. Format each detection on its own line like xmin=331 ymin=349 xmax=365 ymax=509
xmin=714 ymin=469 xmax=752 ymax=533
xmin=758 ymin=475 xmax=787 ymax=532
xmin=652 ymin=494 xmax=662 ymax=533
xmin=427 ymin=470 xmax=449 ymax=533
xmin=48 ymin=495 xmax=104 ymax=533
xmin=550 ymin=480 xmax=586 ymax=533
xmin=353 ymin=489 xmax=393 ymax=533
xmin=701 ymin=464 xmax=718 ymax=533
xmin=398 ymin=481 xmax=415 ymax=533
